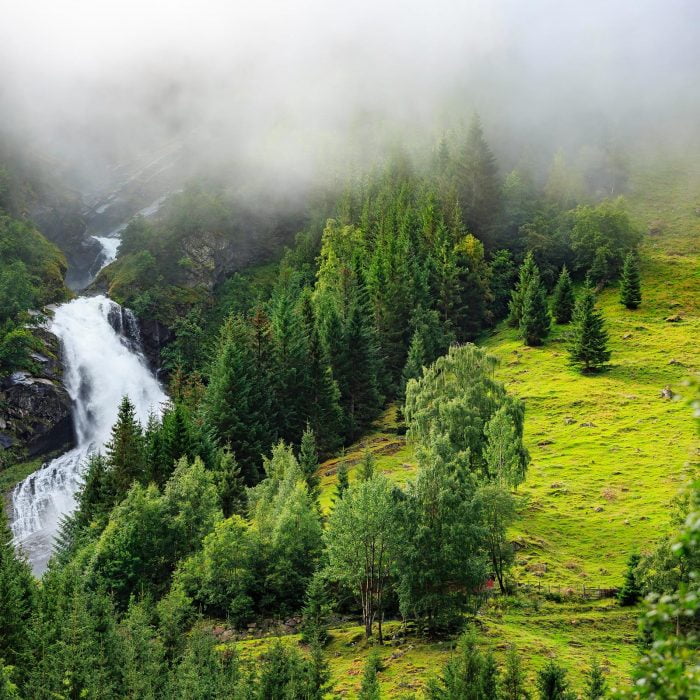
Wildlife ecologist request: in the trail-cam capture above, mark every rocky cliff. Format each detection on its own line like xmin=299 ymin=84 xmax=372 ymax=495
xmin=0 ymin=328 xmax=74 ymax=460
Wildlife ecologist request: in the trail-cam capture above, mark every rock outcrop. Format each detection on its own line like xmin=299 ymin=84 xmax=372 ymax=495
xmin=0 ymin=329 xmax=74 ymax=459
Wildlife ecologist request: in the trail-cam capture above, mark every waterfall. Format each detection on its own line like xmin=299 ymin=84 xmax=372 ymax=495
xmin=10 ymin=295 xmax=167 ymax=575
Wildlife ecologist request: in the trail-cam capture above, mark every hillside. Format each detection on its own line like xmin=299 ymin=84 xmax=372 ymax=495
xmin=308 ymin=159 xmax=699 ymax=695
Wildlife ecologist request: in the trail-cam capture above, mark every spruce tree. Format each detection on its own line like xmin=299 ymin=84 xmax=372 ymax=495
xmin=0 ymin=508 xmax=34 ymax=672
xmin=202 ymin=314 xmax=274 ymax=485
xmin=500 ymin=645 xmax=529 ymax=700
xmin=536 ymin=660 xmax=576 ymax=700
xmin=619 ymin=250 xmax=642 ymax=309
xmin=552 ymin=265 xmax=575 ymax=324
xmin=358 ymin=651 xmax=381 ymax=700
xmin=568 ymin=284 xmax=611 ymax=372
xmin=301 ymin=571 xmax=332 ymax=645
xmin=358 ymin=449 xmax=376 ymax=482
xmin=589 ymin=247 xmax=609 ymax=285
xmin=584 ymin=658 xmax=607 ymax=699
xmin=618 ymin=553 xmax=642 ymax=606
xmin=298 ymin=424 xmax=321 ymax=502
xmin=300 ymin=293 xmax=343 ymax=453
xmin=519 ymin=272 xmax=551 ymax=346
xmin=214 ymin=446 xmax=246 ymax=517
xmin=106 ymin=395 xmax=146 ymax=496
xmin=455 ymin=113 xmax=501 ymax=246
xmin=401 ymin=328 xmax=426 ymax=396
xmin=508 ymin=252 xmax=537 ymax=328
xmin=334 ymin=460 xmax=350 ymax=503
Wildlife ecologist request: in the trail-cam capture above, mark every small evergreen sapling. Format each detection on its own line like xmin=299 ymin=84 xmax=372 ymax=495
xmin=619 ymin=250 xmax=642 ymax=309
xmin=618 ymin=553 xmax=642 ymax=606
xmin=584 ymin=658 xmax=607 ymax=699
xmin=551 ymin=265 xmax=575 ymax=324
xmin=358 ymin=651 xmax=382 ymax=700
xmin=568 ymin=284 xmax=611 ymax=372
xmin=536 ymin=660 xmax=576 ymax=700
xmin=500 ymin=645 xmax=530 ymax=700
xmin=508 ymin=252 xmax=537 ymax=328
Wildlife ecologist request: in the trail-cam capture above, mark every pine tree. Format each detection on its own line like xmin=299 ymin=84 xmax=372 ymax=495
xmin=214 ymin=446 xmax=246 ymax=517
xmin=300 ymin=293 xmax=343 ymax=453
xmin=358 ymin=651 xmax=382 ymax=700
xmin=301 ymin=571 xmax=332 ymax=644
xmin=299 ymin=424 xmax=321 ymax=502
xmin=568 ymin=284 xmax=611 ymax=372
xmin=589 ymin=247 xmax=609 ymax=285
xmin=519 ymin=272 xmax=551 ymax=346
xmin=455 ymin=113 xmax=501 ymax=247
xmin=0 ymin=508 xmax=34 ymax=672
xmin=159 ymin=402 xmax=195 ymax=476
xmin=500 ymin=645 xmax=530 ymax=700
xmin=334 ymin=459 xmax=350 ymax=503
xmin=618 ymin=553 xmax=642 ymax=606
xmin=584 ymin=658 xmax=607 ymax=699
xmin=552 ymin=266 xmax=575 ymax=324
xmin=508 ymin=252 xmax=537 ymax=328
xmin=536 ymin=661 xmax=576 ymax=700
xmin=401 ymin=328 xmax=426 ymax=396
xmin=619 ymin=250 xmax=642 ymax=309
xmin=106 ymin=395 xmax=147 ymax=496
xmin=358 ymin=449 xmax=376 ymax=482
xmin=202 ymin=314 xmax=274 ymax=485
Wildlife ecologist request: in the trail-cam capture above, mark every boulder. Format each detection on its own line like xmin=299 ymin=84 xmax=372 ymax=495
xmin=665 ymin=314 xmax=682 ymax=323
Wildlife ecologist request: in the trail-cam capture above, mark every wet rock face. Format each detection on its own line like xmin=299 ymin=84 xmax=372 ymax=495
xmin=137 ymin=316 xmax=173 ymax=373
xmin=0 ymin=331 xmax=75 ymax=459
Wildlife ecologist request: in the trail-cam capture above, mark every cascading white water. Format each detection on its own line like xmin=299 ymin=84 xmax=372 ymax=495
xmin=10 ymin=295 xmax=167 ymax=574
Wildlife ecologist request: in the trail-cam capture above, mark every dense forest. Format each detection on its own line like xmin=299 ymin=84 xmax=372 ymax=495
xmin=2 ymin=109 xmax=698 ymax=698
xmin=1 ymin=1 xmax=700 ymax=697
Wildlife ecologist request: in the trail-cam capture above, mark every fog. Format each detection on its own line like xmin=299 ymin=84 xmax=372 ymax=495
xmin=1 ymin=0 xmax=698 ymax=192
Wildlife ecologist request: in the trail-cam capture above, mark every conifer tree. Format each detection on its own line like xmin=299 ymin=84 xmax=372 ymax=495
xmin=401 ymin=328 xmax=426 ymax=396
xmin=106 ymin=395 xmax=147 ymax=496
xmin=500 ymin=645 xmax=529 ymax=700
xmin=508 ymin=252 xmax=537 ymax=328
xmin=618 ymin=553 xmax=642 ymax=606
xmin=358 ymin=449 xmax=376 ymax=482
xmin=552 ymin=265 xmax=575 ymax=324
xmin=301 ymin=571 xmax=332 ymax=645
xmin=358 ymin=651 xmax=382 ymax=700
xmin=0 ymin=508 xmax=34 ymax=672
xmin=619 ymin=250 xmax=642 ymax=309
xmin=589 ymin=247 xmax=609 ymax=285
xmin=300 ymin=294 xmax=343 ymax=452
xmin=159 ymin=402 xmax=195 ymax=476
xmin=298 ymin=424 xmax=321 ymax=502
xmin=536 ymin=661 xmax=576 ymax=700
xmin=455 ymin=114 xmax=501 ymax=246
xmin=519 ymin=272 xmax=551 ymax=346
xmin=584 ymin=658 xmax=607 ymax=699
xmin=489 ymin=249 xmax=516 ymax=321
xmin=202 ymin=314 xmax=274 ymax=484
xmin=568 ymin=284 xmax=611 ymax=372
xmin=214 ymin=446 xmax=246 ymax=517
xmin=334 ymin=460 xmax=350 ymax=503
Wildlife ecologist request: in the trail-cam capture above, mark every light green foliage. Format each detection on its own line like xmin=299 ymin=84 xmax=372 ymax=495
xmin=358 ymin=449 xmax=377 ymax=482
xmin=298 ymin=424 xmax=321 ymax=500
xmin=568 ymin=198 xmax=641 ymax=278
xmin=476 ymin=484 xmax=517 ymax=593
xmin=176 ymin=515 xmax=255 ymax=624
xmin=325 ymin=475 xmax=401 ymax=640
xmin=405 ymin=344 xmax=527 ymax=478
xmin=484 ymin=406 xmax=529 ymax=488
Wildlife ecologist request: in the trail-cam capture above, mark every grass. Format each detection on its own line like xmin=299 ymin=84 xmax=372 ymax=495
xmin=308 ymin=158 xmax=699 ymax=695
xmin=0 ymin=456 xmax=45 ymax=496
xmin=229 ymin=597 xmax=639 ymax=697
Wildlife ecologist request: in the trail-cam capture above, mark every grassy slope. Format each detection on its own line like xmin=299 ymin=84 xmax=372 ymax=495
xmin=305 ymin=159 xmax=698 ymax=695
